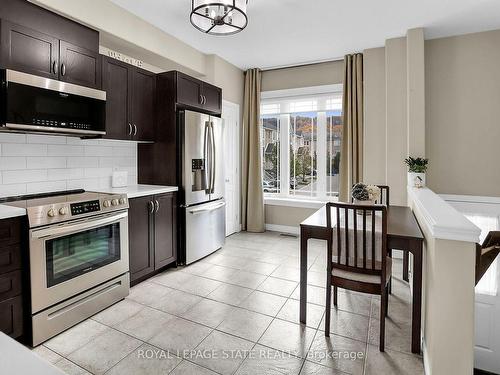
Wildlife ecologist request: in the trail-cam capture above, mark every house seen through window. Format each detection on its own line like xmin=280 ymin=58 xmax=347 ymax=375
xmin=260 ymin=85 xmax=343 ymax=200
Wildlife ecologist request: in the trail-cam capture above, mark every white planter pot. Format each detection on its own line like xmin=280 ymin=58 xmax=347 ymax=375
xmin=408 ymin=172 xmax=426 ymax=188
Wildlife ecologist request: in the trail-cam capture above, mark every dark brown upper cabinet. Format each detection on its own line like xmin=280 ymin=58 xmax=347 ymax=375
xmin=101 ymin=56 xmax=156 ymax=142
xmin=131 ymin=68 xmax=156 ymax=141
xmin=175 ymin=72 xmax=222 ymax=115
xmin=128 ymin=193 xmax=177 ymax=285
xmin=59 ymin=40 xmax=101 ymax=89
xmin=101 ymin=57 xmax=131 ymax=140
xmin=0 ymin=20 xmax=59 ymax=79
xmin=0 ymin=0 xmax=100 ymax=88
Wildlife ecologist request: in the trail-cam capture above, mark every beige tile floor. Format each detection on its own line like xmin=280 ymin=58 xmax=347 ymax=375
xmin=32 ymin=231 xmax=424 ymax=375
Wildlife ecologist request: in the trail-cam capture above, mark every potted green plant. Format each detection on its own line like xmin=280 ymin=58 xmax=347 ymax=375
xmin=404 ymin=157 xmax=429 ymax=188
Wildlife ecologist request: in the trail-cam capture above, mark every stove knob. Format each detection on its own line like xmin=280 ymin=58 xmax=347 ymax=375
xmin=47 ymin=208 xmax=56 ymax=217
xmin=59 ymin=207 xmax=68 ymax=215
xmin=111 ymin=199 xmax=119 ymax=206
xmin=119 ymin=198 xmax=126 ymax=205
xmin=103 ymin=200 xmax=111 ymax=208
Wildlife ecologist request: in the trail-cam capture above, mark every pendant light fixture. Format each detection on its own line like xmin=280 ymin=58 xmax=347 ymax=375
xmin=190 ymin=0 xmax=249 ymax=36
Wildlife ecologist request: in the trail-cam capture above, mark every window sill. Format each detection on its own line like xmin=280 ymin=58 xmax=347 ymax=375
xmin=264 ymin=196 xmax=333 ymax=209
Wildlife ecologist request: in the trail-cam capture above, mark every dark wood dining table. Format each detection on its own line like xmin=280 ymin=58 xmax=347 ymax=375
xmin=299 ymin=205 xmax=424 ymax=354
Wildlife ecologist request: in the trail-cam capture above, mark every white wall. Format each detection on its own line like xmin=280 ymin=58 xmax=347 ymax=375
xmin=0 ymin=133 xmax=136 ymax=197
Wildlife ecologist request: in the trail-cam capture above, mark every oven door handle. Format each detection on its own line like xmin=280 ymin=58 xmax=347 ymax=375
xmin=31 ymin=211 xmax=128 ymax=239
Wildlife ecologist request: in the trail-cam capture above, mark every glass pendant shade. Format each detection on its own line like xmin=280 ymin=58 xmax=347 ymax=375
xmin=191 ymin=0 xmax=248 ymax=35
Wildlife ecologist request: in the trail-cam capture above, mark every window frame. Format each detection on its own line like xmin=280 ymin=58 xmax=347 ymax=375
xmin=261 ymin=84 xmax=343 ymax=203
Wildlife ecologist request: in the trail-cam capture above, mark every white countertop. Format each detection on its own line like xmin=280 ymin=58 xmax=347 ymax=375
xmin=0 ymin=204 xmax=26 ymax=220
xmin=0 ymin=333 xmax=64 ymax=375
xmin=98 ymin=184 xmax=178 ymax=199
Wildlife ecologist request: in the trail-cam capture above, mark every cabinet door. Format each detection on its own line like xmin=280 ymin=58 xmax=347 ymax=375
xmin=176 ymin=73 xmax=203 ymax=109
xmin=202 ymin=82 xmax=222 ymax=115
xmin=154 ymin=193 xmax=176 ymax=269
xmin=0 ymin=20 xmax=58 ymax=79
xmin=102 ymin=57 xmax=131 ymax=140
xmin=128 ymin=196 xmax=154 ymax=283
xmin=59 ymin=40 xmax=101 ymax=88
xmin=0 ymin=296 xmax=23 ymax=339
xmin=131 ymin=68 xmax=156 ymax=141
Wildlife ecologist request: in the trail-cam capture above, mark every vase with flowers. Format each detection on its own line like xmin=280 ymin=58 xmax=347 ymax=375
xmin=352 ymin=183 xmax=381 ymax=207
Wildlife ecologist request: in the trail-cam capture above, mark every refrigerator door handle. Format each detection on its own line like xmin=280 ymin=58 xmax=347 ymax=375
xmin=203 ymin=120 xmax=210 ymax=194
xmin=210 ymin=121 xmax=216 ymax=194
xmin=189 ymin=201 xmax=226 ymax=214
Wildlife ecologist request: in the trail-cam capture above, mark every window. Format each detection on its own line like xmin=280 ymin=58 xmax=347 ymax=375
xmin=260 ymin=85 xmax=343 ymax=200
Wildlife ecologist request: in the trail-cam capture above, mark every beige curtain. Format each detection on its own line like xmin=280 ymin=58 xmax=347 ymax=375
xmin=241 ymin=68 xmax=265 ymax=232
xmin=339 ymin=53 xmax=364 ymax=202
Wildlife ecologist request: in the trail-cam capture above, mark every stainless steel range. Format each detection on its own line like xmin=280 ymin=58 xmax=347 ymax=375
xmin=5 ymin=190 xmax=130 ymax=346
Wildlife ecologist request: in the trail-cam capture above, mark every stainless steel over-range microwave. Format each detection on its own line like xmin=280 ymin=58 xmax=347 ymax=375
xmin=0 ymin=69 xmax=106 ymax=137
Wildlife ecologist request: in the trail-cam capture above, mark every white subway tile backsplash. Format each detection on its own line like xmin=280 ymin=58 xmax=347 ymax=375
xmin=67 ymin=157 xmax=99 ymax=168
xmin=48 ymin=145 xmax=84 ymax=157
xmin=85 ymin=145 xmax=114 ymax=157
xmin=26 ymin=134 xmax=67 ymax=144
xmin=0 ymin=136 xmax=137 ymax=197
xmin=27 ymin=156 xmax=66 ymax=169
xmin=0 ymin=133 xmax=27 ymax=143
xmin=0 ymin=157 xmax=27 ymax=171
xmin=0 ymin=184 xmax=27 ymax=198
xmin=47 ymin=168 xmax=85 ymax=181
xmin=2 ymin=143 xmax=47 ymax=156
xmin=26 ymin=181 xmax=67 ymax=194
xmin=2 ymin=169 xmax=48 ymax=184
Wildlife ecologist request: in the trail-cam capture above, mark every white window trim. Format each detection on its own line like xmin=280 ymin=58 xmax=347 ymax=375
xmin=264 ymin=196 xmax=329 ymax=209
xmin=261 ymin=84 xmax=343 ymax=205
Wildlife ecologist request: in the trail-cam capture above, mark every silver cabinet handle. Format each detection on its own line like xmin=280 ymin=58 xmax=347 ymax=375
xmin=52 ymin=61 xmax=57 ymax=74
xmin=148 ymin=201 xmax=155 ymax=213
xmin=61 ymin=63 xmax=66 ymax=76
xmin=133 ymin=124 xmax=137 ymax=136
xmin=200 ymin=95 xmax=204 ymax=104
xmin=154 ymin=200 xmax=159 ymax=213
xmin=128 ymin=123 xmax=133 ymax=135
xmin=203 ymin=95 xmax=207 ymax=105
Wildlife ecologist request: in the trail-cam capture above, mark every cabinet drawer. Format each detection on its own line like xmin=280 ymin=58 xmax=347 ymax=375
xmin=0 ymin=295 xmax=23 ymax=338
xmin=0 ymin=245 xmax=22 ymax=274
xmin=0 ymin=218 xmax=22 ymax=246
xmin=0 ymin=270 xmax=22 ymax=301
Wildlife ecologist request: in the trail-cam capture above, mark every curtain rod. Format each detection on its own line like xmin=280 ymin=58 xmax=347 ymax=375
xmin=261 ymin=56 xmax=345 ymax=72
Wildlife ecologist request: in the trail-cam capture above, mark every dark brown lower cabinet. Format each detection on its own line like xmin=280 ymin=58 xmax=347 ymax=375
xmin=129 ymin=193 xmax=177 ymax=284
xmin=0 ymin=217 xmax=24 ymax=340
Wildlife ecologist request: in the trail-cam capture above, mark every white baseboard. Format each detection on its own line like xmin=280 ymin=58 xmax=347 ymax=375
xmin=265 ymin=224 xmax=299 ymax=235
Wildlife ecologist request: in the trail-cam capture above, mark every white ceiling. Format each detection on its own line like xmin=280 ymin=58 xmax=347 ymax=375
xmin=109 ymin=0 xmax=500 ymax=70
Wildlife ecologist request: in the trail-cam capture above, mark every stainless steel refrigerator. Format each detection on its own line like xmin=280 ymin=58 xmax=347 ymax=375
xmin=179 ymin=110 xmax=225 ymax=264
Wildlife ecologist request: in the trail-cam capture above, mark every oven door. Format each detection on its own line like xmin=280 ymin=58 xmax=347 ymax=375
xmin=29 ymin=210 xmax=129 ymax=313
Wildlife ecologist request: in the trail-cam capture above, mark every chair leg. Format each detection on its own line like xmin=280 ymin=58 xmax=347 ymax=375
xmin=380 ymin=288 xmax=387 ymax=352
xmin=325 ymin=285 xmax=332 ymax=337
xmin=385 ymin=285 xmax=389 ymax=317
xmin=333 ymin=286 xmax=338 ymax=307
xmin=388 ymin=249 xmax=392 ymax=295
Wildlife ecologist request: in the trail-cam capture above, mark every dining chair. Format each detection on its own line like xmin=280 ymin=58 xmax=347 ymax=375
xmin=325 ymin=202 xmax=390 ymax=351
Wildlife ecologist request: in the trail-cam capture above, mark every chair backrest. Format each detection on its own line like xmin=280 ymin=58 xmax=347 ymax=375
xmin=376 ymin=185 xmax=390 ymax=206
xmin=326 ymin=202 xmax=388 ymax=279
